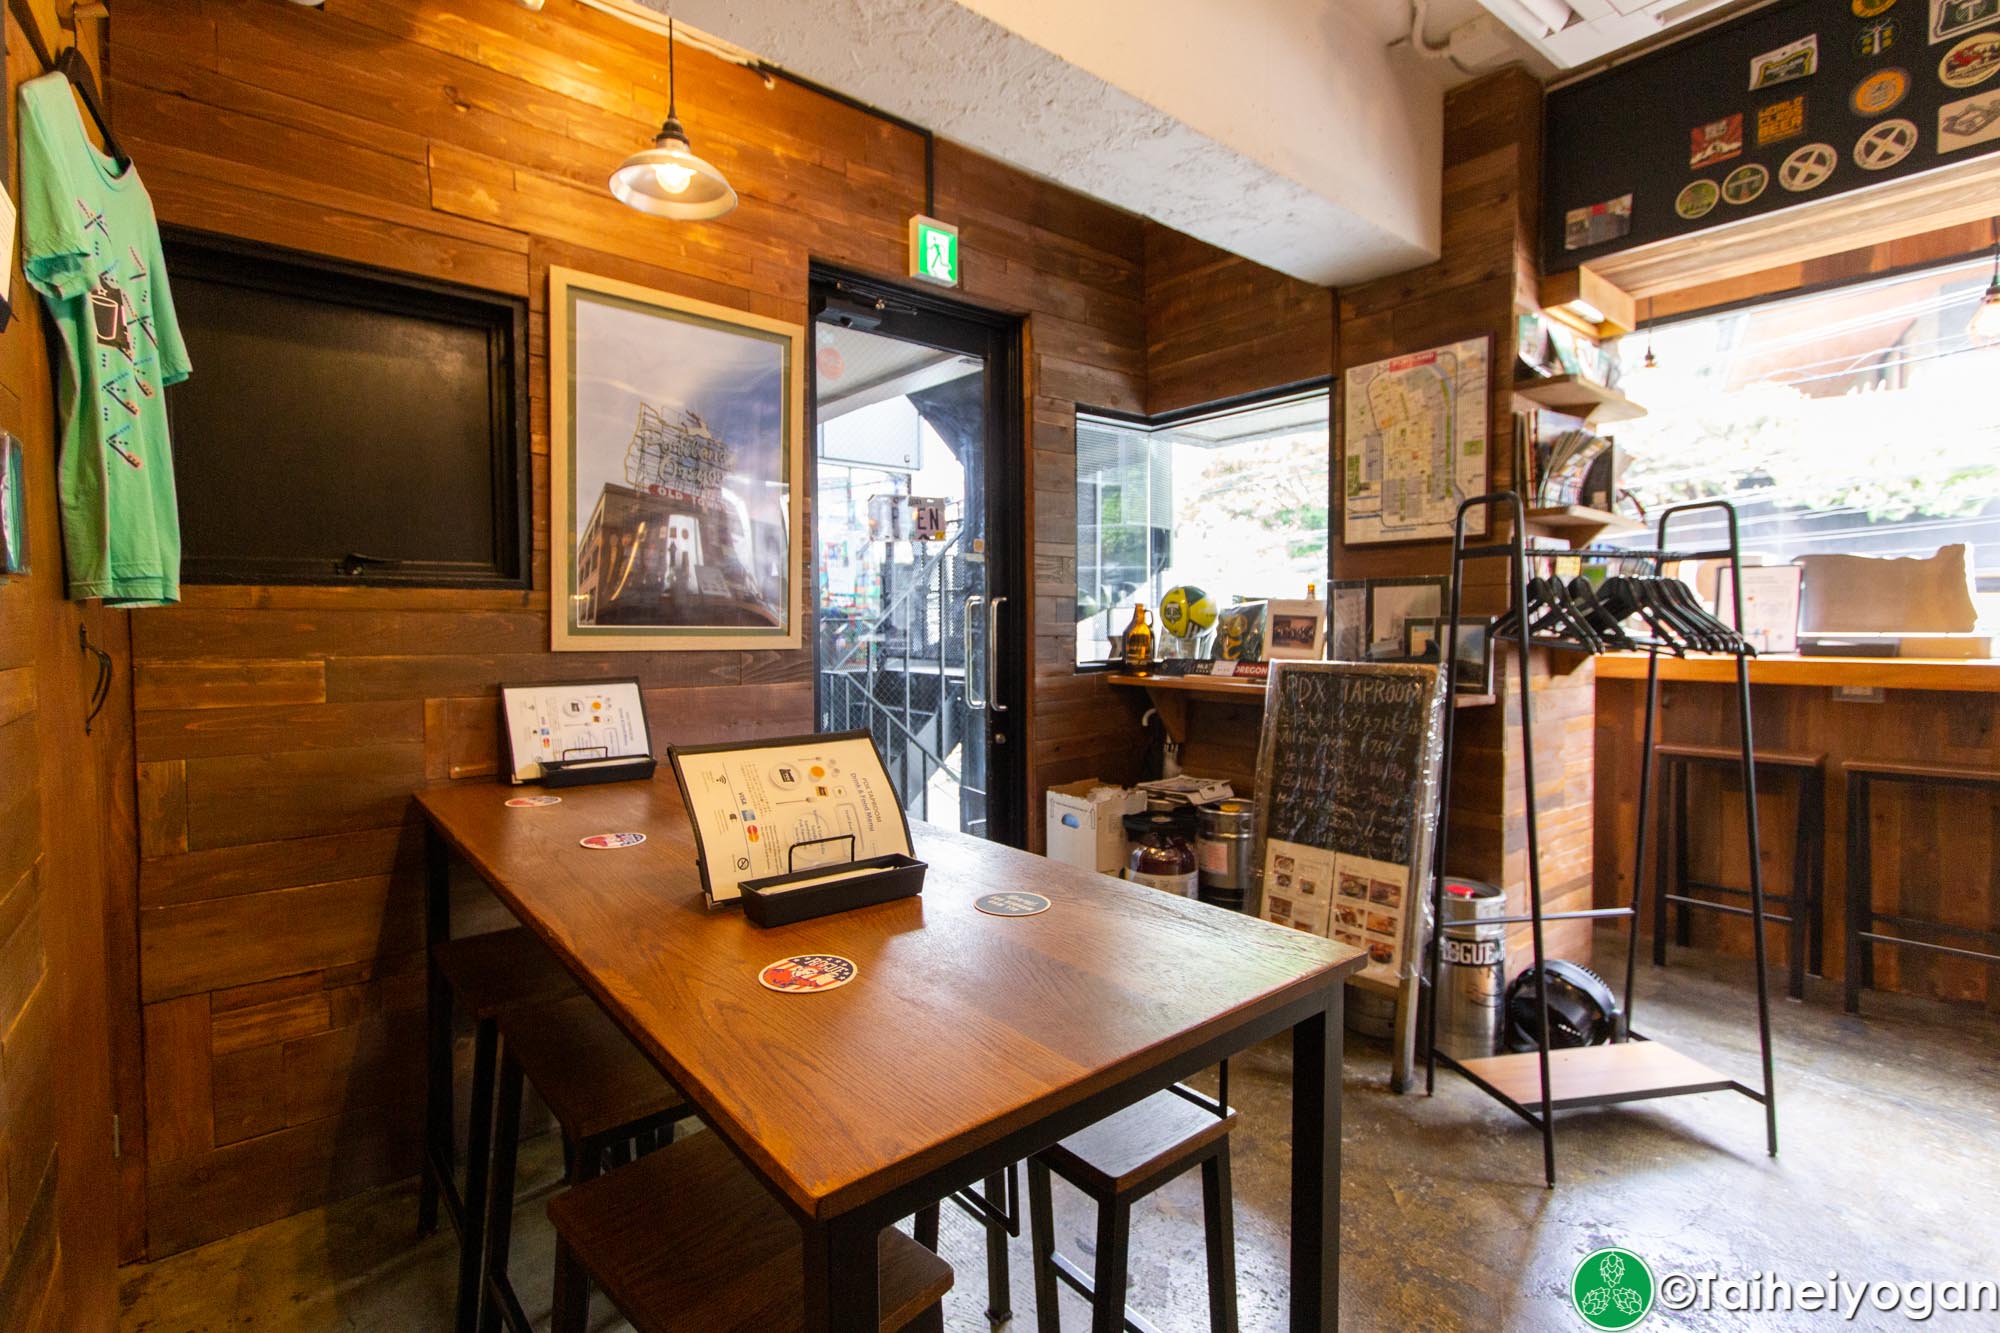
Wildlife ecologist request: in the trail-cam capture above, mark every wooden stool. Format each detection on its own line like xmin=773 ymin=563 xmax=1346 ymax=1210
xmin=422 ymin=927 xmax=580 ymax=1333
xmin=547 ymin=1128 xmax=954 ymax=1333
xmin=1654 ymin=743 xmax=1826 ymax=1000
xmin=1027 ymin=1086 xmax=1239 ymax=1333
xmin=1843 ymin=758 xmax=2000 ymax=1015
xmin=479 ymin=993 xmax=697 ymax=1333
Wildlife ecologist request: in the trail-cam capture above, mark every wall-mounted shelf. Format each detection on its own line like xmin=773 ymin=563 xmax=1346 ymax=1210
xmin=1526 ymin=505 xmax=1643 ymax=538
xmin=1107 ymin=671 xmax=1493 ymax=743
xmin=1512 ymin=374 xmax=1647 ymax=425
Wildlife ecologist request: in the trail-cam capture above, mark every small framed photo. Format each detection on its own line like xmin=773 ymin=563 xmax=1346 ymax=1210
xmin=1366 ymin=577 xmax=1448 ymax=660
xmin=1403 ymin=616 xmax=1440 ymax=661
xmin=1328 ymin=581 xmax=1368 ymax=661
xmin=1265 ymin=598 xmax=1326 ymax=660
xmin=1444 ymin=616 xmax=1495 ymax=695
xmin=1210 ymin=600 xmax=1268 ymax=662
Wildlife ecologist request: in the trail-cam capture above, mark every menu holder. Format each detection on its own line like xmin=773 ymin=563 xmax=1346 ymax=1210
xmin=739 ymin=835 xmax=928 ymax=928
xmin=669 ymin=730 xmax=918 ymax=918
xmin=500 ymin=679 xmax=655 ymax=787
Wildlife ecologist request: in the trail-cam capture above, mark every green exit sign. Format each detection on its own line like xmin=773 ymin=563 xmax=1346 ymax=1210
xmin=908 ymin=215 xmax=960 ymax=287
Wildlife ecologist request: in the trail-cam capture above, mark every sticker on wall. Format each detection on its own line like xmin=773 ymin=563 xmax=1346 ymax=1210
xmin=1757 ymin=95 xmax=1807 ymax=143
xmin=1940 ymin=30 xmax=2000 ymax=84
xmin=1851 ymin=67 xmax=1912 ymax=113
xmin=1563 ymin=194 xmax=1633 ymax=250
xmin=1721 ymin=163 xmax=1771 ymax=204
xmin=1855 ymin=0 xmax=1897 ymax=14
xmin=1853 ymin=116 xmax=1921 ymax=166
xmin=1930 ymin=0 xmax=2000 ymax=44
xmin=1690 ymin=113 xmax=1745 ymax=167
xmin=1938 ymin=88 xmax=2000 ymax=149
xmin=1778 ymin=141 xmax=1840 ymax=190
xmin=1674 ymin=179 xmax=1721 ymax=218
xmin=1854 ymin=17 xmax=1901 ymax=56
xmin=1750 ymin=34 xmax=1820 ymax=88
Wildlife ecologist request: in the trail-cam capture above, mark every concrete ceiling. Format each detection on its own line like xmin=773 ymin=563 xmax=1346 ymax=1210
xmin=617 ymin=0 xmax=1481 ymax=287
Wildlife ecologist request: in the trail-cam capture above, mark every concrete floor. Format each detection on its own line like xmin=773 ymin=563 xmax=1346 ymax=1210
xmin=119 ymin=931 xmax=2000 ymax=1331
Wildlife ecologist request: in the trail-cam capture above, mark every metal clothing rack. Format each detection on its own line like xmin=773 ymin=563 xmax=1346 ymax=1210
xmin=1422 ymin=490 xmax=1778 ymax=1187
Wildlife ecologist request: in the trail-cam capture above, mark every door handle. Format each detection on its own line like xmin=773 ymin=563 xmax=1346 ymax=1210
xmin=987 ymin=595 xmax=1008 ymax=713
xmin=963 ymin=595 xmax=986 ymax=710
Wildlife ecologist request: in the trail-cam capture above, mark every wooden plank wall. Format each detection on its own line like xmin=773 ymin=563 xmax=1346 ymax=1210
xmin=109 ymin=0 xmax=1152 ymax=1254
xmin=1597 ymin=679 xmax=2000 ymax=1009
xmin=0 ymin=7 xmax=127 ymax=1327
xmin=1143 ymin=223 xmax=1334 ymax=416
xmin=1330 ymin=68 xmax=1594 ymax=968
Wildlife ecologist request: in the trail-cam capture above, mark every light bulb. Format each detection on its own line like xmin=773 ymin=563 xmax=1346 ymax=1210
xmin=1972 ymin=282 xmax=2000 ymax=340
xmin=652 ymin=161 xmax=696 ymax=194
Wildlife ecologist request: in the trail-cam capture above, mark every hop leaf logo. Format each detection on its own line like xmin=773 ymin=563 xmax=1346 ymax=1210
xmin=1570 ymin=1247 xmax=1655 ymax=1329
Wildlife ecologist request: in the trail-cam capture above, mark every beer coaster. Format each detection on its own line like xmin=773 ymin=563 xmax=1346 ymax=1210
xmin=975 ymin=892 xmax=1051 ymax=917
xmin=579 ymin=832 xmax=646 ymax=850
xmin=506 ymin=795 xmax=562 ymax=808
xmin=758 ymin=955 xmax=857 ymax=994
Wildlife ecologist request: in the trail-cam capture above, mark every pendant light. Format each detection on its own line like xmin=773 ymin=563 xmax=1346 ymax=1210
xmin=610 ymin=15 xmax=737 ymax=220
xmin=1970 ymin=236 xmax=2000 ymax=340
xmin=1622 ymin=297 xmax=1663 ymax=403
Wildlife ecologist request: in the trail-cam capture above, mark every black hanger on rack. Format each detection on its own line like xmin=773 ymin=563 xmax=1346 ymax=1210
xmin=7 ymin=0 xmax=127 ymax=167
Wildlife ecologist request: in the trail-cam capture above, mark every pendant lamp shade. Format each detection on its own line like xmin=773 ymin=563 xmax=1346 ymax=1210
xmin=610 ymin=14 xmax=736 ymax=221
xmin=611 ymin=117 xmax=737 ymax=219
xmin=1971 ymin=241 xmax=2000 ymax=340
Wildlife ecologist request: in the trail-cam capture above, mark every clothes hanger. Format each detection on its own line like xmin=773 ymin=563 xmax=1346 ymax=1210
xmin=6 ymin=0 xmax=128 ymax=167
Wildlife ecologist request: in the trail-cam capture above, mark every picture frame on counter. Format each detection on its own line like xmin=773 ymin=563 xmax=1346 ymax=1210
xmin=1265 ymin=598 xmax=1327 ymax=660
xmin=1366 ymin=576 xmax=1448 ymax=661
xmin=1328 ymin=580 xmax=1368 ymax=660
xmin=549 ymin=267 xmax=805 ymax=652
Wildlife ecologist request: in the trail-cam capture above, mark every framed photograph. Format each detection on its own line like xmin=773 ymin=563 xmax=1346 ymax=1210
xmin=1403 ymin=616 xmax=1440 ymax=661
xmin=1266 ymin=598 xmax=1326 ymax=660
xmin=1366 ymin=577 xmax=1447 ymax=660
xmin=1211 ymin=600 xmax=1268 ymax=662
xmin=550 ymin=268 xmax=805 ymax=651
xmin=1444 ymin=616 xmax=1495 ymax=695
xmin=1328 ymin=581 xmax=1368 ymax=661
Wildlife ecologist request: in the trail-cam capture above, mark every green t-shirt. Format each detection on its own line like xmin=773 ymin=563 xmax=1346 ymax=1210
xmin=19 ymin=73 xmax=190 ymax=606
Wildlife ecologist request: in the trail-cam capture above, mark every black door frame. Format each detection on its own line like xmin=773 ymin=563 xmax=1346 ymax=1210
xmin=805 ymin=263 xmax=1028 ymax=847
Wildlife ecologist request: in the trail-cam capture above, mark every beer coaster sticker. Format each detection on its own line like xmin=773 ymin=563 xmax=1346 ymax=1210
xmin=1850 ymin=67 xmax=1910 ymax=116
xmin=1854 ymin=16 xmax=1899 ymax=56
xmin=759 ymin=954 xmax=857 ymax=994
xmin=1853 ymin=0 xmax=1895 ymax=16
xmin=1940 ymin=31 xmax=2000 ymax=86
xmin=1854 ymin=117 xmax=1919 ymax=168
xmin=1721 ymin=163 xmax=1770 ymax=204
xmin=580 ymin=832 xmax=646 ymax=849
xmin=1675 ymin=179 xmax=1720 ymax=219
xmin=1779 ymin=142 xmax=1839 ymax=191
xmin=506 ymin=795 xmax=562 ymax=808
xmin=976 ymin=892 xmax=1052 ymax=917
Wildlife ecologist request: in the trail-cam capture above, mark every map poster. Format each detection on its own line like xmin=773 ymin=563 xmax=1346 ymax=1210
xmin=1341 ymin=336 xmax=1490 ymax=545
xmin=501 ymin=679 xmax=652 ymax=783
xmin=670 ymin=730 xmax=913 ymax=903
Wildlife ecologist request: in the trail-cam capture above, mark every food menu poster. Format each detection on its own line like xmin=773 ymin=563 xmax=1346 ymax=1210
xmin=501 ymin=680 xmax=652 ymax=783
xmin=671 ymin=730 xmax=912 ymax=903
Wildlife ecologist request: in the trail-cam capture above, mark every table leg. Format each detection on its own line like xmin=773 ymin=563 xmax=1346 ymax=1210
xmin=421 ymin=823 xmax=452 ymax=1237
xmin=803 ymin=1214 xmax=883 ymax=1333
xmin=1289 ymin=990 xmax=1340 ymax=1333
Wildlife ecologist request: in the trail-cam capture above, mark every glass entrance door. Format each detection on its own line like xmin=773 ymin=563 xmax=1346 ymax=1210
xmin=809 ymin=272 xmax=1023 ymax=845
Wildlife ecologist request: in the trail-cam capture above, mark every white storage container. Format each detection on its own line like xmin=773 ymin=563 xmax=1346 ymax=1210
xmin=1045 ymin=781 xmax=1145 ymax=875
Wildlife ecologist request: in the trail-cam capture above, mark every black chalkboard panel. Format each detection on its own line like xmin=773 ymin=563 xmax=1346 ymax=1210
xmin=1544 ymin=0 xmax=2000 ymax=274
xmin=1256 ymin=663 xmax=1446 ymax=867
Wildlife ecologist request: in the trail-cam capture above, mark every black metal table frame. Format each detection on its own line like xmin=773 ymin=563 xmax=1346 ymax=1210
xmin=419 ymin=818 xmax=1349 ymax=1333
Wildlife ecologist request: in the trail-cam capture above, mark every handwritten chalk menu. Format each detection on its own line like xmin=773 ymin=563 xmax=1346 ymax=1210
xmin=670 ymin=730 xmax=913 ymax=904
xmin=1253 ymin=662 xmax=1445 ymax=986
xmin=501 ymin=679 xmax=651 ymax=783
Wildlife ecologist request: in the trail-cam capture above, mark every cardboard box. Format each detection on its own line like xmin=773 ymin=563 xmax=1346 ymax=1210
xmin=1045 ymin=781 xmax=1145 ymax=875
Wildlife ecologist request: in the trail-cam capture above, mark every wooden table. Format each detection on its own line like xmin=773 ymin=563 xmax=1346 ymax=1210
xmin=416 ymin=776 xmax=1365 ymax=1332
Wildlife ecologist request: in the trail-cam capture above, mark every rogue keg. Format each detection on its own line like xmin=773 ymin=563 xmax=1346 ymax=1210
xmin=1195 ymin=798 xmax=1256 ymax=911
xmin=1436 ymin=877 xmax=1506 ymax=1060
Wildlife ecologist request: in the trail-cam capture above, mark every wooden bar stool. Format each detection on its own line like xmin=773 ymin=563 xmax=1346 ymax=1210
xmin=479 ymin=992 xmax=698 ymax=1333
xmin=1027 ymin=1084 xmax=1239 ymax=1333
xmin=547 ymin=1128 xmax=954 ymax=1332
xmin=1843 ymin=758 xmax=2000 ymax=1015
xmin=421 ymin=927 xmax=580 ymax=1332
xmin=1653 ymin=743 xmax=1826 ymax=1000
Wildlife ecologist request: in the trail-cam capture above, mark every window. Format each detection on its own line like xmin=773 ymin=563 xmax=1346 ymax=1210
xmin=1075 ymin=389 xmax=1330 ymax=664
xmin=163 ymin=235 xmax=529 ymax=588
xmin=1608 ymin=255 xmax=2000 ymax=624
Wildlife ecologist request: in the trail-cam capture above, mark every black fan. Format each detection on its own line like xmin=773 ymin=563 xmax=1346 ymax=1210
xmin=1503 ymin=960 xmax=1625 ymax=1052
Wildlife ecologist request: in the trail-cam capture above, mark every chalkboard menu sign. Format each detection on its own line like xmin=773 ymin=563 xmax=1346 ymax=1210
xmin=1253 ymin=662 xmax=1446 ymax=989
xmin=1544 ymin=0 xmax=2000 ymax=273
